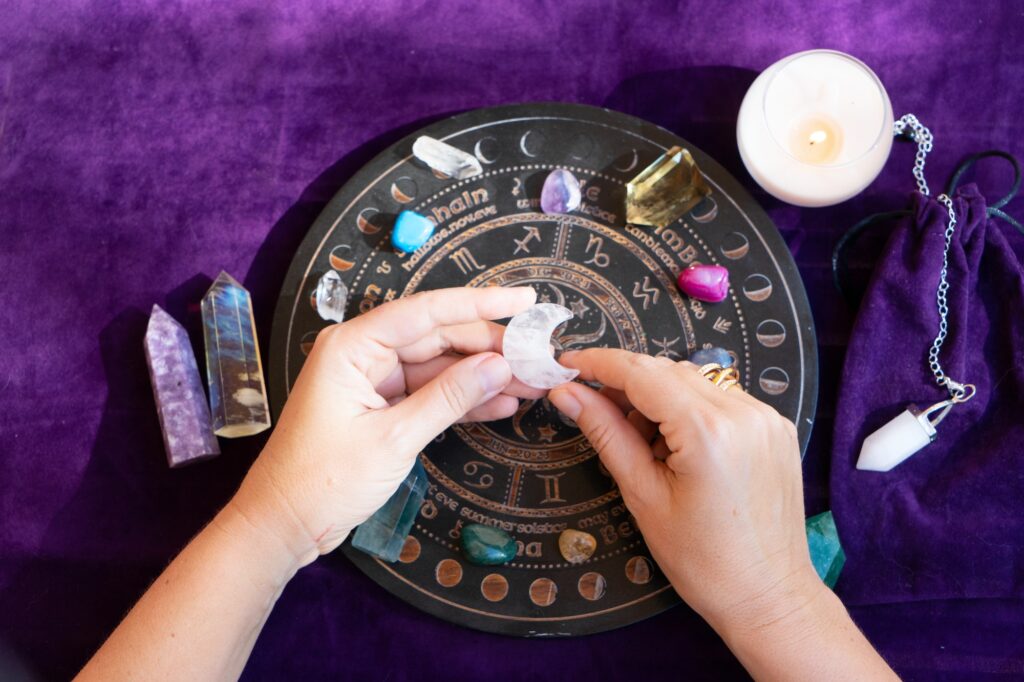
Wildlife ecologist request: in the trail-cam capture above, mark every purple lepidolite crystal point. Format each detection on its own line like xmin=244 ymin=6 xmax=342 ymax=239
xmin=144 ymin=304 xmax=220 ymax=467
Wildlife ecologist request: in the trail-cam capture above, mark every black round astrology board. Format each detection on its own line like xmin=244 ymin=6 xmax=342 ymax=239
xmin=268 ymin=103 xmax=817 ymax=637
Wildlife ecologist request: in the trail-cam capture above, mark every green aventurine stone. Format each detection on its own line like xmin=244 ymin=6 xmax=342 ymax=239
xmin=806 ymin=510 xmax=846 ymax=589
xmin=461 ymin=524 xmax=517 ymax=566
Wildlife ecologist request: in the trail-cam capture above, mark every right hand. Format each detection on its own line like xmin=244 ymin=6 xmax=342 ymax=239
xmin=548 ymin=349 xmax=822 ymax=635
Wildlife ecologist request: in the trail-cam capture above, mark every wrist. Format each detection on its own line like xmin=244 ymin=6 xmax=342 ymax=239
xmin=227 ymin=462 xmax=328 ymax=571
xmin=710 ymin=569 xmax=838 ymax=659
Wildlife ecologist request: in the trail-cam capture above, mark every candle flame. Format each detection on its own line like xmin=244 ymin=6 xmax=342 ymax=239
xmin=808 ymin=130 xmax=828 ymax=146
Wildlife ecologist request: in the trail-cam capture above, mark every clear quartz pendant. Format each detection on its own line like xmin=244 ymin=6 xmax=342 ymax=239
xmin=856 ymin=400 xmax=954 ymax=472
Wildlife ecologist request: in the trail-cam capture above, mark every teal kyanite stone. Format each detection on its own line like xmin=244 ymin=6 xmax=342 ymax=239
xmin=351 ymin=459 xmax=429 ymax=563
xmin=805 ymin=510 xmax=846 ymax=589
xmin=461 ymin=524 xmax=517 ymax=566
xmin=391 ymin=210 xmax=435 ymax=253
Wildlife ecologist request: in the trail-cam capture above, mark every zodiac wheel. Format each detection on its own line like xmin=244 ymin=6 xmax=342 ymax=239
xmin=269 ymin=102 xmax=817 ymax=636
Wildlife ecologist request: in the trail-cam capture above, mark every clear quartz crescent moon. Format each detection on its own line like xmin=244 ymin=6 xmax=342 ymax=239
xmin=502 ymin=303 xmax=580 ymax=389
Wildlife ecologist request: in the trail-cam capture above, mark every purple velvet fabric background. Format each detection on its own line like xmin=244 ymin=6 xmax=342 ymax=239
xmin=1 ymin=1 xmax=1023 ymax=679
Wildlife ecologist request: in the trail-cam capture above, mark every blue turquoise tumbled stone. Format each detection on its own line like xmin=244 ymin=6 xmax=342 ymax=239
xmin=806 ymin=510 xmax=846 ymax=589
xmin=690 ymin=346 xmax=734 ymax=368
xmin=391 ymin=210 xmax=435 ymax=253
xmin=351 ymin=459 xmax=429 ymax=563
xmin=461 ymin=524 xmax=517 ymax=566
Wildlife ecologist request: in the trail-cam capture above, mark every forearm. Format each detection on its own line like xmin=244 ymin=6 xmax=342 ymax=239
xmin=77 ymin=499 xmax=306 ymax=682
xmin=713 ymin=581 xmax=897 ymax=681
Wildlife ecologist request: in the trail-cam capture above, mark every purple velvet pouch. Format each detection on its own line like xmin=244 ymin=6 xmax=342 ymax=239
xmin=831 ymin=181 xmax=1024 ymax=605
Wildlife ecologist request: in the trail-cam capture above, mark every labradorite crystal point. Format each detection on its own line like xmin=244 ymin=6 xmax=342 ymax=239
xmin=806 ymin=510 xmax=846 ymax=589
xmin=201 ymin=272 xmax=271 ymax=438
xmin=625 ymin=146 xmax=710 ymax=227
xmin=461 ymin=524 xmax=517 ymax=566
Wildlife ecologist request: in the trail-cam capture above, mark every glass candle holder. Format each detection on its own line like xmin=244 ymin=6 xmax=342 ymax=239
xmin=737 ymin=49 xmax=893 ymax=207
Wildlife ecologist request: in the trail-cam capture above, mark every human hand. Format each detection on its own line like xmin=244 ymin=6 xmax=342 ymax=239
xmin=547 ymin=350 xmax=819 ymax=635
xmin=231 ymin=286 xmax=540 ymax=566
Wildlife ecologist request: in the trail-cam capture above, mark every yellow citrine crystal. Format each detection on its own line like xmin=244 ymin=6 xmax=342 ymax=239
xmin=625 ymin=146 xmax=711 ymax=227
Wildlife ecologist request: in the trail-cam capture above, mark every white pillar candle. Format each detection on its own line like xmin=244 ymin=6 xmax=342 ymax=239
xmin=737 ymin=49 xmax=893 ymax=207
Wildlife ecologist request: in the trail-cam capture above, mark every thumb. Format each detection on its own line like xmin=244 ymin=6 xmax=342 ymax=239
xmin=548 ymin=382 xmax=664 ymax=504
xmin=386 ymin=352 xmax=512 ymax=453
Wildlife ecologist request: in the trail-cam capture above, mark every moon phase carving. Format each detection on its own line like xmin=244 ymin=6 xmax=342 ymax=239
xmin=269 ymin=103 xmax=817 ymax=637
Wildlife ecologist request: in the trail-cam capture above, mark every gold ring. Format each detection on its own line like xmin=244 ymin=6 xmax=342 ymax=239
xmin=696 ymin=362 xmax=741 ymax=391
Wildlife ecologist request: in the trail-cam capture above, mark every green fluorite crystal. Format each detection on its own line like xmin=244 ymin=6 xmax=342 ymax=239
xmin=461 ymin=524 xmax=517 ymax=566
xmin=806 ymin=510 xmax=846 ymax=589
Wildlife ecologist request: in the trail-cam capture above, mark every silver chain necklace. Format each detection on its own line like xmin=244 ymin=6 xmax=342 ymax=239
xmin=856 ymin=114 xmax=976 ymax=472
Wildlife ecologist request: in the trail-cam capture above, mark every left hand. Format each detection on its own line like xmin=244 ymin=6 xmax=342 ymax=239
xmin=230 ymin=286 xmax=540 ymax=565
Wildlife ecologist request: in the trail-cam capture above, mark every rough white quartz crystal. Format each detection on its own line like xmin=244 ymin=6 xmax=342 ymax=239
xmin=502 ymin=303 xmax=580 ymax=390
xmin=856 ymin=407 xmax=936 ymax=472
xmin=315 ymin=270 xmax=349 ymax=324
xmin=412 ymin=136 xmax=483 ymax=180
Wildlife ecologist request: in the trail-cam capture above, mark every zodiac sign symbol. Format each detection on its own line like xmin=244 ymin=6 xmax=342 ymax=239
xmin=712 ymin=316 xmax=733 ymax=334
xmin=449 ymin=247 xmax=486 ymax=275
xmin=652 ymin=336 xmax=681 ymax=359
xmin=514 ymin=226 xmax=541 ymax=255
xmin=584 ymin=234 xmax=610 ymax=268
xmin=631 ymin=276 xmax=660 ymax=310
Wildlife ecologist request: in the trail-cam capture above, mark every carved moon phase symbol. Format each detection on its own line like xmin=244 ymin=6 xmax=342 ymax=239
xmin=614 ymin=148 xmax=639 ymax=173
xmin=742 ymin=273 xmax=773 ymax=302
xmin=625 ymin=556 xmax=652 ymax=585
xmin=431 ymin=168 xmax=451 ymax=180
xmin=356 ymin=208 xmax=382 ymax=234
xmin=578 ymin=572 xmax=607 ymax=601
xmin=502 ymin=303 xmax=581 ymax=389
xmin=519 ymin=130 xmax=543 ymax=158
xmin=474 ymin=137 xmax=499 ymax=164
xmin=758 ymin=367 xmax=790 ymax=395
xmin=567 ymin=133 xmax=594 ymax=160
xmin=328 ymin=244 xmax=355 ymax=271
xmin=390 ymin=177 xmax=417 ymax=204
xmin=690 ymin=195 xmax=719 ymax=223
xmin=720 ymin=231 xmax=750 ymax=260
xmin=756 ymin=319 xmax=787 ymax=348
xmin=299 ymin=331 xmax=319 ymax=356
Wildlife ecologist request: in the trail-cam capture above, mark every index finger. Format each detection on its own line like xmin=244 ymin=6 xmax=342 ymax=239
xmin=348 ymin=286 xmax=537 ymax=349
xmin=559 ymin=348 xmax=727 ymax=423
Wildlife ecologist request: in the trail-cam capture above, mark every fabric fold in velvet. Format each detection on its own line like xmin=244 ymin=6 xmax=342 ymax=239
xmin=831 ymin=184 xmax=1024 ymax=604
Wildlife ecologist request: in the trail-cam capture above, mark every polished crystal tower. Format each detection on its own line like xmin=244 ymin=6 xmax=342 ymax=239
xmin=201 ymin=272 xmax=271 ymax=437
xmin=412 ymin=136 xmax=483 ymax=180
xmin=625 ymin=146 xmax=711 ymax=227
xmin=144 ymin=305 xmax=220 ymax=467
xmin=351 ymin=459 xmax=429 ymax=562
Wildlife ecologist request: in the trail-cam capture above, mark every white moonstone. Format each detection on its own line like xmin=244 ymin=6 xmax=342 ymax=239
xmin=856 ymin=407 xmax=935 ymax=472
xmin=412 ymin=136 xmax=483 ymax=180
xmin=315 ymin=270 xmax=349 ymax=324
xmin=502 ymin=303 xmax=580 ymax=390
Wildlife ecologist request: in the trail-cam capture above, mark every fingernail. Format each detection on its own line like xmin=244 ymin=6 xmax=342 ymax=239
xmin=558 ymin=350 xmax=578 ymax=367
xmin=549 ymin=387 xmax=581 ymax=420
xmin=478 ymin=354 xmax=512 ymax=394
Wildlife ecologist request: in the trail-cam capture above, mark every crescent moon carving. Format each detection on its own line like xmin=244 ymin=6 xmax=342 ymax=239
xmin=614 ymin=149 xmax=639 ymax=173
xmin=356 ymin=208 xmax=382 ymax=234
xmin=742 ymin=274 xmax=773 ymax=302
xmin=519 ymin=131 xmax=539 ymax=158
xmin=299 ymin=331 xmax=319 ymax=356
xmin=474 ymin=137 xmax=498 ymax=164
xmin=390 ymin=177 xmax=416 ymax=204
xmin=720 ymin=232 xmax=750 ymax=260
xmin=502 ymin=303 xmax=581 ymax=389
xmin=755 ymin=319 xmax=787 ymax=348
xmin=328 ymin=244 xmax=355 ymax=271
xmin=690 ymin=196 xmax=719 ymax=223
xmin=758 ymin=367 xmax=790 ymax=396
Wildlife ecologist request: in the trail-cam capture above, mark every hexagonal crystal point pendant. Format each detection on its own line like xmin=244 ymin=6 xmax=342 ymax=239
xmin=201 ymin=272 xmax=271 ymax=437
xmin=625 ymin=146 xmax=711 ymax=227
